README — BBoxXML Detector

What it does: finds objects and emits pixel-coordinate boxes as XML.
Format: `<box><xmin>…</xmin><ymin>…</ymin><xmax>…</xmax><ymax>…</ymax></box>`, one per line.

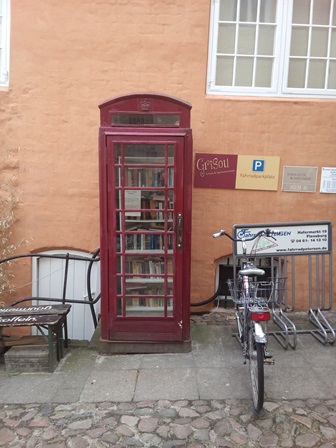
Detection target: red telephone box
<box><xmin>98</xmin><ymin>93</ymin><xmax>192</xmax><ymax>353</ymax></box>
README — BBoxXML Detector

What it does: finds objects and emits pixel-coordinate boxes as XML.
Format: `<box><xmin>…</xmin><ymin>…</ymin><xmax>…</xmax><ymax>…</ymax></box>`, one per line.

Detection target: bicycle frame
<box><xmin>213</xmin><ymin>228</ymin><xmax>275</xmax><ymax>412</ymax></box>
<box><xmin>236</xmin><ymin>235</ymin><xmax>270</xmax><ymax>342</ymax></box>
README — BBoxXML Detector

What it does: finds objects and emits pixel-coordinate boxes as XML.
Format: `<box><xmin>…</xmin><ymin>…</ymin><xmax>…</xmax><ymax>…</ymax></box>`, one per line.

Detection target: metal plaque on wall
<box><xmin>282</xmin><ymin>166</ymin><xmax>318</xmax><ymax>192</ymax></box>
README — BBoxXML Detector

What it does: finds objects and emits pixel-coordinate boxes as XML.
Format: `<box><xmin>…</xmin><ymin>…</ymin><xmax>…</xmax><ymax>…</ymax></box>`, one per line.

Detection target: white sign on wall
<box><xmin>233</xmin><ymin>221</ymin><xmax>331</xmax><ymax>257</ymax></box>
<box><xmin>320</xmin><ymin>167</ymin><xmax>336</xmax><ymax>193</ymax></box>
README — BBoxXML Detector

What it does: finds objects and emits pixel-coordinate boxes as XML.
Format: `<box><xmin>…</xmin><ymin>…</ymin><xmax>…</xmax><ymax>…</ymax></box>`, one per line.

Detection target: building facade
<box><xmin>1</xmin><ymin>0</ymin><xmax>335</xmax><ymax>315</ymax></box>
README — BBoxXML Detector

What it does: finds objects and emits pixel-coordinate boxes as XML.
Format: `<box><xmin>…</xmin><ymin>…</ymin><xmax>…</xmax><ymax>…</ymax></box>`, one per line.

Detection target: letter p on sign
<box><xmin>252</xmin><ymin>160</ymin><xmax>265</xmax><ymax>172</ymax></box>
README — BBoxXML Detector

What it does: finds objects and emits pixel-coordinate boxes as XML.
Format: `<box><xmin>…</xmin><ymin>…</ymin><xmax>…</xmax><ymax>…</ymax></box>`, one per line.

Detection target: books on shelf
<box><xmin>127</xmin><ymin>257</ymin><xmax>173</xmax><ymax>275</ymax></box>
<box><xmin>126</xmin><ymin>297</ymin><xmax>173</xmax><ymax>309</ymax></box>
<box><xmin>123</xmin><ymin>192</ymin><xmax>173</xmax><ymax>221</ymax></box>
<box><xmin>123</xmin><ymin>158</ymin><xmax>174</xmax><ymax>188</ymax></box>
<box><xmin>117</xmin><ymin>157</ymin><xmax>176</xmax><ymax>313</ymax></box>
<box><xmin>125</xmin><ymin>259</ymin><xmax>174</xmax><ymax>309</ymax></box>
<box><xmin>126</xmin><ymin>285</ymin><xmax>172</xmax><ymax>295</ymax></box>
<box><xmin>127</xmin><ymin>167</ymin><xmax>166</xmax><ymax>187</ymax></box>
<box><xmin>125</xmin><ymin>233</ymin><xmax>173</xmax><ymax>251</ymax></box>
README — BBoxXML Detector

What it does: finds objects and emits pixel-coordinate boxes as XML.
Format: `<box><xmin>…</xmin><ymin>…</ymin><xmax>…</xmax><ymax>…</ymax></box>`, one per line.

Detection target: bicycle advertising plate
<box><xmin>233</xmin><ymin>221</ymin><xmax>331</xmax><ymax>257</ymax></box>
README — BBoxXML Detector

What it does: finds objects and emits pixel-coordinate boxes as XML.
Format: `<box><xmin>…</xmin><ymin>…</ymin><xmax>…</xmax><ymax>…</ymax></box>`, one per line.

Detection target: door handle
<box><xmin>177</xmin><ymin>213</ymin><xmax>183</xmax><ymax>248</ymax></box>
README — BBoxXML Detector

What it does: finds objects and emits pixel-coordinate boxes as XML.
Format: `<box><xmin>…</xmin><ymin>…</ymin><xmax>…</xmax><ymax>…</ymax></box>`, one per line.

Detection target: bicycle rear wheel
<box><xmin>248</xmin><ymin>327</ymin><xmax>264</xmax><ymax>412</ymax></box>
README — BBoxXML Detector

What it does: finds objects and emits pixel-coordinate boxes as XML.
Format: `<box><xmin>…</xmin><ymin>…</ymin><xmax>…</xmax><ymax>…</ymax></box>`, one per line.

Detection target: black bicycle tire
<box><xmin>248</xmin><ymin>328</ymin><xmax>264</xmax><ymax>412</ymax></box>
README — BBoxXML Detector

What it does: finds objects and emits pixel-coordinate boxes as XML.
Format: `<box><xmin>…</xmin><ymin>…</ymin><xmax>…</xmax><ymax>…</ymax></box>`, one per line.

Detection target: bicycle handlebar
<box><xmin>212</xmin><ymin>228</ymin><xmax>275</xmax><ymax>242</ymax></box>
<box><xmin>212</xmin><ymin>230</ymin><xmax>226</xmax><ymax>239</ymax></box>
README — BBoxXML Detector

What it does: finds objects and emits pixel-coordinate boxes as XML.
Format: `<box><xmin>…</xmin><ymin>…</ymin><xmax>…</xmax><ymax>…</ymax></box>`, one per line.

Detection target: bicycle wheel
<box><xmin>248</xmin><ymin>327</ymin><xmax>264</xmax><ymax>412</ymax></box>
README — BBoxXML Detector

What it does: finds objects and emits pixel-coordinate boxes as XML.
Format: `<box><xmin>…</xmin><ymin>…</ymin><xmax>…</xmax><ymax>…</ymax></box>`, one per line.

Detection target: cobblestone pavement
<box><xmin>1</xmin><ymin>397</ymin><xmax>336</xmax><ymax>447</ymax></box>
<box><xmin>1</xmin><ymin>311</ymin><xmax>336</xmax><ymax>447</ymax></box>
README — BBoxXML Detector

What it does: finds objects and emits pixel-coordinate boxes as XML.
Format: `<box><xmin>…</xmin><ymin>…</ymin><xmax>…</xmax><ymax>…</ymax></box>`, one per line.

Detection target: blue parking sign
<box><xmin>252</xmin><ymin>160</ymin><xmax>265</xmax><ymax>172</ymax></box>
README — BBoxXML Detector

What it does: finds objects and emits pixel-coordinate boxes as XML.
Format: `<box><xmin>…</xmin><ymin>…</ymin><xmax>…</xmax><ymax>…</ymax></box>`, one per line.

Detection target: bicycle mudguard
<box><xmin>254</xmin><ymin>322</ymin><xmax>267</xmax><ymax>344</ymax></box>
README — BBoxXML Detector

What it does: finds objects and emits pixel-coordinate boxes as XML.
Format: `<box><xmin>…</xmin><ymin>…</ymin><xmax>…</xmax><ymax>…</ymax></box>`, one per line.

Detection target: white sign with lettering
<box><xmin>320</xmin><ymin>167</ymin><xmax>336</xmax><ymax>193</ymax></box>
<box><xmin>233</xmin><ymin>222</ymin><xmax>331</xmax><ymax>256</ymax></box>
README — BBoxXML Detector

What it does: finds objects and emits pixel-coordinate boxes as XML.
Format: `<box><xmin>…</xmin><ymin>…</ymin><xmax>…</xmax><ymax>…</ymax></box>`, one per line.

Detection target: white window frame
<box><xmin>0</xmin><ymin>0</ymin><xmax>10</xmax><ymax>87</ymax></box>
<box><xmin>207</xmin><ymin>0</ymin><xmax>336</xmax><ymax>98</ymax></box>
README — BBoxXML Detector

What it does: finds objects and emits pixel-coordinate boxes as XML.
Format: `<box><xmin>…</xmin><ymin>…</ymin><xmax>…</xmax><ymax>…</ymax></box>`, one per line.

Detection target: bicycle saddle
<box><xmin>239</xmin><ymin>267</ymin><xmax>265</xmax><ymax>276</ymax></box>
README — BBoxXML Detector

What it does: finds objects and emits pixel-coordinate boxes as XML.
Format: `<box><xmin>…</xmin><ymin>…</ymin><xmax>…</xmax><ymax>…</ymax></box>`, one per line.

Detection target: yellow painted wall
<box><xmin>1</xmin><ymin>1</ymin><xmax>336</xmax><ymax>311</ymax></box>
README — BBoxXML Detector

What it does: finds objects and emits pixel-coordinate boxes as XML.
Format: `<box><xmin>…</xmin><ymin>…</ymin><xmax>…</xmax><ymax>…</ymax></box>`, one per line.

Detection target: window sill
<box><xmin>206</xmin><ymin>91</ymin><xmax>336</xmax><ymax>101</ymax></box>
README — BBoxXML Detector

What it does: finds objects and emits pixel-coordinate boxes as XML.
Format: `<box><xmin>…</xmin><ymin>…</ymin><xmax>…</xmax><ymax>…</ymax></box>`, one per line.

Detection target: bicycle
<box><xmin>213</xmin><ymin>228</ymin><xmax>278</xmax><ymax>412</ymax></box>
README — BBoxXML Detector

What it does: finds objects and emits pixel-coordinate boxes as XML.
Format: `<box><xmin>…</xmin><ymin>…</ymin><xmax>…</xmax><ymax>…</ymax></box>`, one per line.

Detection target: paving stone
<box><xmin>157</xmin><ymin>400</ymin><xmax>172</xmax><ymax>408</ymax></box>
<box><xmin>295</xmin><ymin>433</ymin><xmax>320</xmax><ymax>447</ymax></box>
<box><xmin>320</xmin><ymin>425</ymin><xmax>336</xmax><ymax>439</ymax></box>
<box><xmin>28</xmin><ymin>417</ymin><xmax>51</xmax><ymax>427</ymax></box>
<box><xmin>247</xmin><ymin>423</ymin><xmax>262</xmax><ymax>440</ymax></box>
<box><xmin>67</xmin><ymin>436</ymin><xmax>89</xmax><ymax>448</ymax></box>
<box><xmin>230</xmin><ymin>431</ymin><xmax>248</xmax><ymax>445</ymax></box>
<box><xmin>138</xmin><ymin>417</ymin><xmax>159</xmax><ymax>432</ymax></box>
<box><xmin>263</xmin><ymin>402</ymin><xmax>280</xmax><ymax>412</ymax></box>
<box><xmin>193</xmin><ymin>428</ymin><xmax>209</xmax><ymax>441</ymax></box>
<box><xmin>193</xmin><ymin>405</ymin><xmax>211</xmax><ymax>414</ymax></box>
<box><xmin>257</xmin><ymin>417</ymin><xmax>275</xmax><ymax>431</ymax></box>
<box><xmin>280</xmin><ymin>438</ymin><xmax>294</xmax><ymax>447</ymax></box>
<box><xmin>327</xmin><ymin>414</ymin><xmax>336</xmax><ymax>427</ymax></box>
<box><xmin>178</xmin><ymin>408</ymin><xmax>199</xmax><ymax>418</ymax></box>
<box><xmin>216</xmin><ymin>438</ymin><xmax>235</xmax><ymax>448</ymax></box>
<box><xmin>120</xmin><ymin>415</ymin><xmax>139</xmax><ymax>427</ymax></box>
<box><xmin>159</xmin><ymin>408</ymin><xmax>178</xmax><ymax>418</ymax></box>
<box><xmin>0</xmin><ymin>428</ymin><xmax>16</xmax><ymax>446</ymax></box>
<box><xmin>101</xmin><ymin>416</ymin><xmax>118</xmax><ymax>427</ymax></box>
<box><xmin>173</xmin><ymin>424</ymin><xmax>193</xmax><ymax>439</ymax></box>
<box><xmin>140</xmin><ymin>433</ymin><xmax>162</xmax><ymax>445</ymax></box>
<box><xmin>101</xmin><ymin>431</ymin><xmax>120</xmax><ymax>443</ymax></box>
<box><xmin>191</xmin><ymin>417</ymin><xmax>210</xmax><ymax>429</ymax></box>
<box><xmin>292</xmin><ymin>414</ymin><xmax>312</xmax><ymax>428</ymax></box>
<box><xmin>4</xmin><ymin>418</ymin><xmax>20</xmax><ymax>427</ymax></box>
<box><xmin>115</xmin><ymin>424</ymin><xmax>135</xmax><ymax>436</ymax></box>
<box><xmin>213</xmin><ymin>419</ymin><xmax>231</xmax><ymax>436</ymax></box>
<box><xmin>259</xmin><ymin>433</ymin><xmax>279</xmax><ymax>447</ymax></box>
<box><xmin>40</xmin><ymin>443</ymin><xmax>66</xmax><ymax>448</ymax></box>
<box><xmin>85</xmin><ymin>427</ymin><xmax>107</xmax><ymax>438</ymax></box>
<box><xmin>162</xmin><ymin>441</ymin><xmax>186</xmax><ymax>447</ymax></box>
<box><xmin>122</xmin><ymin>438</ymin><xmax>143</xmax><ymax>446</ymax></box>
<box><xmin>174</xmin><ymin>417</ymin><xmax>191</xmax><ymax>425</ymax></box>
<box><xmin>26</xmin><ymin>435</ymin><xmax>39</xmax><ymax>448</ymax></box>
<box><xmin>67</xmin><ymin>419</ymin><xmax>93</xmax><ymax>430</ymax></box>
<box><xmin>156</xmin><ymin>425</ymin><xmax>170</xmax><ymax>438</ymax></box>
<box><xmin>16</xmin><ymin>427</ymin><xmax>32</xmax><ymax>437</ymax></box>
<box><xmin>41</xmin><ymin>427</ymin><xmax>61</xmax><ymax>440</ymax></box>
<box><xmin>21</xmin><ymin>410</ymin><xmax>38</xmax><ymax>422</ymax></box>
